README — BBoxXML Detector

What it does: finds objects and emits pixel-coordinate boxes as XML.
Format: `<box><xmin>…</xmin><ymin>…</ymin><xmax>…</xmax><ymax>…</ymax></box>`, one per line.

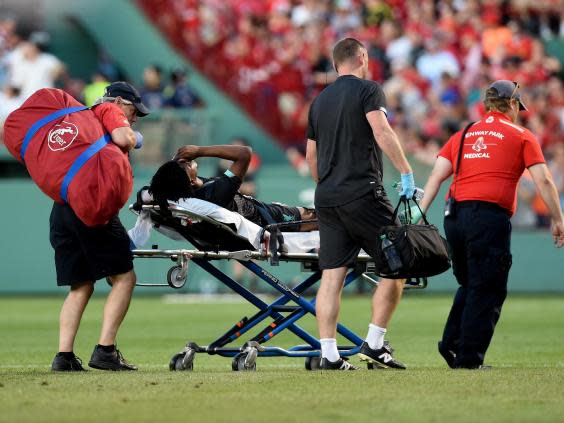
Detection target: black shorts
<box><xmin>317</xmin><ymin>190</ymin><xmax>398</xmax><ymax>269</ymax></box>
<box><xmin>263</xmin><ymin>202</ymin><xmax>302</xmax><ymax>231</ymax></box>
<box><xmin>49</xmin><ymin>203</ymin><xmax>133</xmax><ymax>286</ymax></box>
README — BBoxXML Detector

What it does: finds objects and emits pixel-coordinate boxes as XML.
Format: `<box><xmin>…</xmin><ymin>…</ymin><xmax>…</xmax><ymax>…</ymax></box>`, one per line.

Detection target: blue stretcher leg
<box><xmin>223</xmin><ymin>270</ymin><xmax>323</xmax><ymax>344</ymax></box>
<box><xmin>241</xmin><ymin>261</ymin><xmax>364</xmax><ymax>346</ymax></box>
<box><xmin>193</xmin><ymin>258</ymin><xmax>321</xmax><ymax>348</ymax></box>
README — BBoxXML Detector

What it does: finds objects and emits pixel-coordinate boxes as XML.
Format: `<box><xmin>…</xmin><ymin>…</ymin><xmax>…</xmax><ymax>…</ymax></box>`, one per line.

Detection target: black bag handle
<box><xmin>391</xmin><ymin>197</ymin><xmax>430</xmax><ymax>226</ymax></box>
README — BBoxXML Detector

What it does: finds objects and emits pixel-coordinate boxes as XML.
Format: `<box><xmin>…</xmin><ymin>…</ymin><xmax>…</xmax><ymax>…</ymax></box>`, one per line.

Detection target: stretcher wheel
<box><xmin>167</xmin><ymin>266</ymin><xmax>187</xmax><ymax>289</ymax></box>
<box><xmin>305</xmin><ymin>356</ymin><xmax>321</xmax><ymax>371</ymax></box>
<box><xmin>232</xmin><ymin>352</ymin><xmax>256</xmax><ymax>371</ymax></box>
<box><xmin>169</xmin><ymin>351</ymin><xmax>194</xmax><ymax>371</ymax></box>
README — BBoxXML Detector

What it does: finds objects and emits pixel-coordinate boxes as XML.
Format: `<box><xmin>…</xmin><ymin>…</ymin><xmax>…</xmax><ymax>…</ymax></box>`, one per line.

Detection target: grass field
<box><xmin>0</xmin><ymin>293</ymin><xmax>563</xmax><ymax>423</ymax></box>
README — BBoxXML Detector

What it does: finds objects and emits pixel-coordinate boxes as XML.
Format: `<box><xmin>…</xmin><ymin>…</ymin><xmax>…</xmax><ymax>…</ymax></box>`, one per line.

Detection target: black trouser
<box><xmin>442</xmin><ymin>201</ymin><xmax>513</xmax><ymax>368</ymax></box>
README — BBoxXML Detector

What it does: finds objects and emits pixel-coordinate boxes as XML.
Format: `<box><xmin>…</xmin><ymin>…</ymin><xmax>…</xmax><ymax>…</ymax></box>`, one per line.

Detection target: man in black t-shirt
<box><xmin>306</xmin><ymin>38</ymin><xmax>416</xmax><ymax>370</ymax></box>
<box><xmin>149</xmin><ymin>144</ymin><xmax>317</xmax><ymax>231</ymax></box>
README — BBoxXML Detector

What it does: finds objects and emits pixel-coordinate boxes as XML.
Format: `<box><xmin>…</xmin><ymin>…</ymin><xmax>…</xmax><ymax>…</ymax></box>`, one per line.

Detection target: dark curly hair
<box><xmin>149</xmin><ymin>160</ymin><xmax>194</xmax><ymax>215</ymax></box>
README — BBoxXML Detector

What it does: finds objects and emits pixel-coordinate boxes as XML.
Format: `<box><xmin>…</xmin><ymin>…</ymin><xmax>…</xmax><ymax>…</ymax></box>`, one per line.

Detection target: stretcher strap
<box><xmin>60</xmin><ymin>134</ymin><xmax>111</xmax><ymax>202</ymax></box>
<box><xmin>20</xmin><ymin>106</ymin><xmax>88</xmax><ymax>161</ymax></box>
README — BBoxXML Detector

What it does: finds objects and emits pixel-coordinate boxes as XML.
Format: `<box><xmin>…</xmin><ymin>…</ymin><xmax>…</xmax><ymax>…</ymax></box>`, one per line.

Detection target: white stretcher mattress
<box><xmin>128</xmin><ymin>193</ymin><xmax>320</xmax><ymax>253</ymax></box>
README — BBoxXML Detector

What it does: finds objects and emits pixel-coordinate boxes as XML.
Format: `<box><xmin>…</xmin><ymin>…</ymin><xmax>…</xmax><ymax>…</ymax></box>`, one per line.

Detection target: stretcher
<box><xmin>129</xmin><ymin>194</ymin><xmax>427</xmax><ymax>371</ymax></box>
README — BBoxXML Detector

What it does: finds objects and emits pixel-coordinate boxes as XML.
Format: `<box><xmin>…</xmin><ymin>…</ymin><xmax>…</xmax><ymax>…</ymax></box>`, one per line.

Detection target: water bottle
<box><xmin>393</xmin><ymin>182</ymin><xmax>424</xmax><ymax>200</ymax></box>
<box><xmin>380</xmin><ymin>234</ymin><xmax>402</xmax><ymax>272</ymax></box>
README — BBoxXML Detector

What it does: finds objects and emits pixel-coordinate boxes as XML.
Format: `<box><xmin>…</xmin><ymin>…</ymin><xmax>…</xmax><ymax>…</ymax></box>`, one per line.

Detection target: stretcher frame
<box><xmin>131</xmin><ymin>204</ymin><xmax>427</xmax><ymax>371</ymax></box>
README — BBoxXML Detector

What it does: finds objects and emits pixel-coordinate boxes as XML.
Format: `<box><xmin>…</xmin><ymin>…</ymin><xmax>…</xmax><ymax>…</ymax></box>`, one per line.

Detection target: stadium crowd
<box><xmin>140</xmin><ymin>0</ymin><xmax>563</xmax><ymax>150</ymax></box>
<box><xmin>0</xmin><ymin>2</ymin><xmax>562</xmax><ymax>227</ymax></box>
<box><xmin>140</xmin><ymin>0</ymin><xmax>564</xmax><ymax>225</ymax></box>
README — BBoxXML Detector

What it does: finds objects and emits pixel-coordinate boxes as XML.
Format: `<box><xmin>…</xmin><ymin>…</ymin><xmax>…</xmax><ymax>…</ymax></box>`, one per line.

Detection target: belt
<box><xmin>456</xmin><ymin>200</ymin><xmax>511</xmax><ymax>217</ymax></box>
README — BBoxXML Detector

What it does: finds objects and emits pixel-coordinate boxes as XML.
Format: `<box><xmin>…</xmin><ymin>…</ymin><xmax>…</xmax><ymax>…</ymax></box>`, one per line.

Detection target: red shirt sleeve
<box><xmin>92</xmin><ymin>103</ymin><xmax>130</xmax><ymax>134</ymax></box>
<box><xmin>438</xmin><ymin>134</ymin><xmax>455</xmax><ymax>163</ymax></box>
<box><xmin>522</xmin><ymin>129</ymin><xmax>546</xmax><ymax>168</ymax></box>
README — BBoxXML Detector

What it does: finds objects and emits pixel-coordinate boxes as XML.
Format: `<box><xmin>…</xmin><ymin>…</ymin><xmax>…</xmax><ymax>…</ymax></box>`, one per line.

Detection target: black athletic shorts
<box><xmin>262</xmin><ymin>202</ymin><xmax>302</xmax><ymax>231</ymax></box>
<box><xmin>317</xmin><ymin>190</ymin><xmax>398</xmax><ymax>269</ymax></box>
<box><xmin>49</xmin><ymin>203</ymin><xmax>133</xmax><ymax>286</ymax></box>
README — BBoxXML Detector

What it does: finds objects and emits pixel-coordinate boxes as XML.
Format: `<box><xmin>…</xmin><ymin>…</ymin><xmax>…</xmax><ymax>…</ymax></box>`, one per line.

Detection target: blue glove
<box><xmin>400</xmin><ymin>173</ymin><xmax>415</xmax><ymax>199</ymax></box>
<box><xmin>134</xmin><ymin>131</ymin><xmax>144</xmax><ymax>149</ymax></box>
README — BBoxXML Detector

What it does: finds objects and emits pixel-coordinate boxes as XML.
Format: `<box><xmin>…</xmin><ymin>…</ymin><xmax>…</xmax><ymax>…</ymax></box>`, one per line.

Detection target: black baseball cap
<box><xmin>104</xmin><ymin>81</ymin><xmax>150</xmax><ymax>117</ymax></box>
<box><xmin>486</xmin><ymin>80</ymin><xmax>527</xmax><ymax>111</ymax></box>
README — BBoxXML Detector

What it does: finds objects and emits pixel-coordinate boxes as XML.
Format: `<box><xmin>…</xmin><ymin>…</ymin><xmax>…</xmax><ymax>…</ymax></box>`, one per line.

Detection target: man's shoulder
<box><xmin>315</xmin><ymin>77</ymin><xmax>381</xmax><ymax>101</ymax></box>
<box><xmin>359</xmin><ymin>78</ymin><xmax>382</xmax><ymax>88</ymax></box>
<box><xmin>92</xmin><ymin>102</ymin><xmax>121</xmax><ymax>114</ymax></box>
<box><xmin>490</xmin><ymin>116</ymin><xmax>528</xmax><ymax>135</ymax></box>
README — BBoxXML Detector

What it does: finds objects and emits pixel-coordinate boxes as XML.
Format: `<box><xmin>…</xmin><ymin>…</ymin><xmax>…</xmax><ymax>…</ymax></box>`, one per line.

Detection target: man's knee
<box><xmin>379</xmin><ymin>278</ymin><xmax>406</xmax><ymax>288</ymax></box>
<box><xmin>376</xmin><ymin>278</ymin><xmax>406</xmax><ymax>297</ymax></box>
<box><xmin>322</xmin><ymin>267</ymin><xmax>347</xmax><ymax>279</ymax></box>
<box><xmin>108</xmin><ymin>270</ymin><xmax>137</xmax><ymax>289</ymax></box>
<box><xmin>320</xmin><ymin>267</ymin><xmax>347</xmax><ymax>289</ymax></box>
<box><xmin>69</xmin><ymin>281</ymin><xmax>94</xmax><ymax>299</ymax></box>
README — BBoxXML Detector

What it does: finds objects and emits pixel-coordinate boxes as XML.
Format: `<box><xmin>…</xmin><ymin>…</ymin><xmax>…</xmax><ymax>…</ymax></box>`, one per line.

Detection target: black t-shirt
<box><xmin>307</xmin><ymin>75</ymin><xmax>387</xmax><ymax>207</ymax></box>
<box><xmin>193</xmin><ymin>174</ymin><xmax>261</xmax><ymax>223</ymax></box>
<box><xmin>193</xmin><ymin>174</ymin><xmax>241</xmax><ymax>209</ymax></box>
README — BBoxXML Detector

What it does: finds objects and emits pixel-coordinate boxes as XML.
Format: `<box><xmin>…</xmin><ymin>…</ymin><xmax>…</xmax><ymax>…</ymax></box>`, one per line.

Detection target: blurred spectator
<box><xmin>82</xmin><ymin>71</ymin><xmax>110</xmax><ymax>107</ymax></box>
<box><xmin>0</xmin><ymin>84</ymin><xmax>21</xmax><ymax>120</ymax></box>
<box><xmin>549</xmin><ymin>143</ymin><xmax>564</xmax><ymax>211</ymax></box>
<box><xmin>163</xmin><ymin>68</ymin><xmax>202</xmax><ymax>108</ymax></box>
<box><xmin>415</xmin><ymin>33</ymin><xmax>460</xmax><ymax>92</ymax></box>
<box><xmin>140</xmin><ymin>64</ymin><xmax>165</xmax><ymax>111</ymax></box>
<box><xmin>0</xmin><ymin>12</ymin><xmax>17</xmax><ymax>87</ymax></box>
<box><xmin>514</xmin><ymin>169</ymin><xmax>551</xmax><ymax>228</ymax></box>
<box><xmin>97</xmin><ymin>50</ymin><xmax>122</xmax><ymax>82</ymax></box>
<box><xmin>6</xmin><ymin>31</ymin><xmax>65</xmax><ymax>100</ymax></box>
<box><xmin>513</xmin><ymin>170</ymin><xmax>541</xmax><ymax>228</ymax></box>
<box><xmin>0</xmin><ymin>84</ymin><xmax>22</xmax><ymax>142</ymax></box>
<box><xmin>331</xmin><ymin>0</ymin><xmax>362</xmax><ymax>38</ymax></box>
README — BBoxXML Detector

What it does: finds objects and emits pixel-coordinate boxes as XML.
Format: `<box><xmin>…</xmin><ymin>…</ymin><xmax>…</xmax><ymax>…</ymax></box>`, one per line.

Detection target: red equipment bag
<box><xmin>3</xmin><ymin>88</ymin><xmax>133</xmax><ymax>226</ymax></box>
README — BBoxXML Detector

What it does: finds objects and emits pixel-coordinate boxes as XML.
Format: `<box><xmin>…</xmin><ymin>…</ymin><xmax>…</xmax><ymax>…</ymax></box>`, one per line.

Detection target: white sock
<box><xmin>320</xmin><ymin>338</ymin><xmax>340</xmax><ymax>362</ymax></box>
<box><xmin>365</xmin><ymin>323</ymin><xmax>387</xmax><ymax>350</ymax></box>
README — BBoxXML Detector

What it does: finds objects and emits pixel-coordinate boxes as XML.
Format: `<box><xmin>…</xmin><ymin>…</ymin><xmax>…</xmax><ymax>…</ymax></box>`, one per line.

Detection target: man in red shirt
<box><xmin>50</xmin><ymin>82</ymin><xmax>149</xmax><ymax>372</ymax></box>
<box><xmin>419</xmin><ymin>80</ymin><xmax>564</xmax><ymax>369</ymax></box>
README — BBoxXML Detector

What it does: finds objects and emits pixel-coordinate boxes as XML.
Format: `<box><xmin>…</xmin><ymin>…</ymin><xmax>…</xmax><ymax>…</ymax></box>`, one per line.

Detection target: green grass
<box><xmin>0</xmin><ymin>294</ymin><xmax>563</xmax><ymax>423</ymax></box>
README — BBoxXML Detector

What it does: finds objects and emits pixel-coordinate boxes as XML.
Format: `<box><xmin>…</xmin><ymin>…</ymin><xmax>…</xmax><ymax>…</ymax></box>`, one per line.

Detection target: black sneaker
<box><xmin>438</xmin><ymin>341</ymin><xmax>456</xmax><ymax>369</ymax></box>
<box><xmin>358</xmin><ymin>342</ymin><xmax>406</xmax><ymax>369</ymax></box>
<box><xmin>320</xmin><ymin>357</ymin><xmax>359</xmax><ymax>370</ymax></box>
<box><xmin>88</xmin><ymin>345</ymin><xmax>137</xmax><ymax>371</ymax></box>
<box><xmin>51</xmin><ymin>352</ymin><xmax>87</xmax><ymax>372</ymax></box>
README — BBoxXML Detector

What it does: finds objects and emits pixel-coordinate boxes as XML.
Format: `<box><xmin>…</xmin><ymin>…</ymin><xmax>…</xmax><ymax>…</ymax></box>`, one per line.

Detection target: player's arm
<box><xmin>175</xmin><ymin>145</ymin><xmax>251</xmax><ymax>179</ymax></box>
<box><xmin>528</xmin><ymin>163</ymin><xmax>564</xmax><ymax>247</ymax></box>
<box><xmin>420</xmin><ymin>156</ymin><xmax>453</xmax><ymax>212</ymax></box>
<box><xmin>305</xmin><ymin>139</ymin><xmax>318</xmax><ymax>183</ymax></box>
<box><xmin>366</xmin><ymin>110</ymin><xmax>412</xmax><ymax>175</ymax></box>
<box><xmin>111</xmin><ymin>126</ymin><xmax>136</xmax><ymax>151</ymax></box>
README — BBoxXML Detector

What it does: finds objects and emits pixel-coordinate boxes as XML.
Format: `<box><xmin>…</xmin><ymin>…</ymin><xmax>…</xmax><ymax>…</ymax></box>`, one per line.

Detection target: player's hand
<box><xmin>400</xmin><ymin>173</ymin><xmax>415</xmax><ymax>199</ymax></box>
<box><xmin>175</xmin><ymin>145</ymin><xmax>200</xmax><ymax>161</ymax></box>
<box><xmin>551</xmin><ymin>219</ymin><xmax>564</xmax><ymax>248</ymax></box>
